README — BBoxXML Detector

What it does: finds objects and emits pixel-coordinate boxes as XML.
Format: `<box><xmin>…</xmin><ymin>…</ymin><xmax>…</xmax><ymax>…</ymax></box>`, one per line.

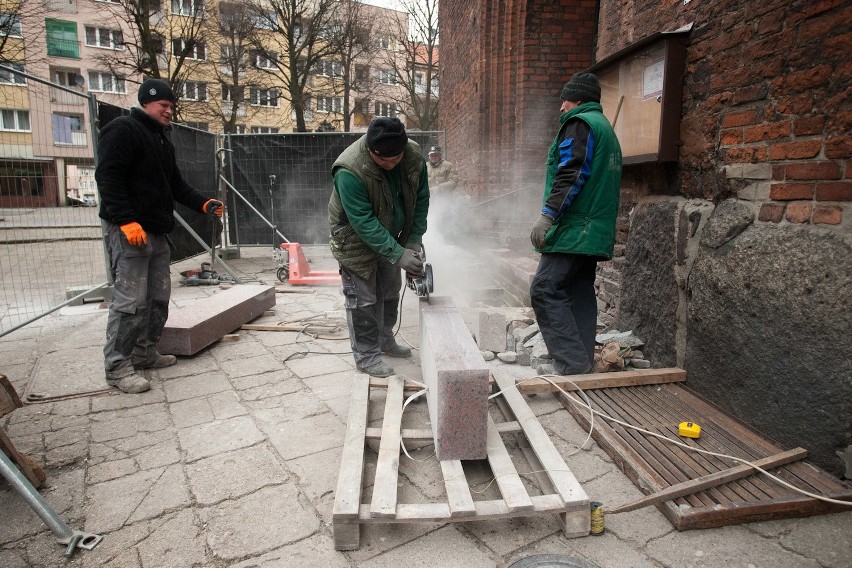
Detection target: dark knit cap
<box><xmin>138</xmin><ymin>79</ymin><xmax>176</xmax><ymax>105</ymax></box>
<box><xmin>366</xmin><ymin>117</ymin><xmax>408</xmax><ymax>157</ymax></box>
<box><xmin>560</xmin><ymin>72</ymin><xmax>601</xmax><ymax>103</ymax></box>
<box><xmin>429</xmin><ymin>145</ymin><xmax>442</xmax><ymax>154</ymax></box>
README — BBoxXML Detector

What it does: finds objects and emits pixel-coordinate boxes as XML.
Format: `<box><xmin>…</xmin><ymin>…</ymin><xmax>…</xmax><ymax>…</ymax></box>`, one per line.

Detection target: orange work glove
<box><xmin>120</xmin><ymin>222</ymin><xmax>147</xmax><ymax>246</ymax></box>
<box><xmin>204</xmin><ymin>199</ymin><xmax>224</xmax><ymax>217</ymax></box>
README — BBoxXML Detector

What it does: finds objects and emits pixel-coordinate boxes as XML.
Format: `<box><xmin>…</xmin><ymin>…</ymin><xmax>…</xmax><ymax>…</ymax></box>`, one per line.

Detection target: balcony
<box><xmin>54</xmin><ymin>131</ymin><xmax>88</xmax><ymax>147</ymax></box>
<box><xmin>50</xmin><ymin>87</ymin><xmax>86</xmax><ymax>105</ymax></box>
<box><xmin>43</xmin><ymin>0</ymin><xmax>78</xmax><ymax>13</ymax></box>
<box><xmin>47</xmin><ymin>39</ymin><xmax>81</xmax><ymax>59</ymax></box>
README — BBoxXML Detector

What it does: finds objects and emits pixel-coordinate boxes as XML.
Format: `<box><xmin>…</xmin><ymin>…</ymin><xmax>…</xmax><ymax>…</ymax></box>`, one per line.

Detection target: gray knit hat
<box><xmin>139</xmin><ymin>79</ymin><xmax>176</xmax><ymax>105</ymax></box>
<box><xmin>560</xmin><ymin>72</ymin><xmax>601</xmax><ymax>103</ymax></box>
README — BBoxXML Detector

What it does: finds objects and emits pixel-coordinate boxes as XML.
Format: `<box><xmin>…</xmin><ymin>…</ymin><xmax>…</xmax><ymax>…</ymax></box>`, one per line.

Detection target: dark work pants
<box><xmin>339</xmin><ymin>258</ymin><xmax>402</xmax><ymax>369</ymax></box>
<box><xmin>530</xmin><ymin>253</ymin><xmax>598</xmax><ymax>374</ymax></box>
<box><xmin>103</xmin><ymin>223</ymin><xmax>171</xmax><ymax>378</ymax></box>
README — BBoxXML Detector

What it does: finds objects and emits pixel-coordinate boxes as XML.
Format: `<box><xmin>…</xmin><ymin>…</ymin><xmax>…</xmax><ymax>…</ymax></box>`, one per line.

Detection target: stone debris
<box><xmin>476</xmin><ymin>309</ymin><xmax>653</xmax><ymax>373</ymax></box>
<box><xmin>496</xmin><ymin>351</ymin><xmax>517</xmax><ymax>363</ymax></box>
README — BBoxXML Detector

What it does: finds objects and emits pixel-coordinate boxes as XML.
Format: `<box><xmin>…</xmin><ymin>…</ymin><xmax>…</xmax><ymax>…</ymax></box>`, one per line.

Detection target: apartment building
<box><xmin>0</xmin><ymin>0</ymin><xmax>436</xmax><ymax>207</ymax></box>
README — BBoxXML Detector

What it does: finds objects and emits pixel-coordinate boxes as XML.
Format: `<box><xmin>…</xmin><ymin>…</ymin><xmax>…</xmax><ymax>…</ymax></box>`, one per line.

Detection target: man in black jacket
<box><xmin>96</xmin><ymin>79</ymin><xmax>223</xmax><ymax>393</ymax></box>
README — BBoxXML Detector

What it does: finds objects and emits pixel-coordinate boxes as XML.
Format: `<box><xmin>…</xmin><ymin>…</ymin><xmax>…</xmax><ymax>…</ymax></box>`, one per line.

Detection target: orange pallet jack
<box><xmin>275</xmin><ymin>242</ymin><xmax>341</xmax><ymax>286</ymax></box>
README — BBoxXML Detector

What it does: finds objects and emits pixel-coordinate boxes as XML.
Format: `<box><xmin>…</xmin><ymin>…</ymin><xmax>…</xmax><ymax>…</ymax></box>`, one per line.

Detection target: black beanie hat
<box><xmin>139</xmin><ymin>79</ymin><xmax>176</xmax><ymax>105</ymax></box>
<box><xmin>560</xmin><ymin>72</ymin><xmax>601</xmax><ymax>103</ymax></box>
<box><xmin>366</xmin><ymin>117</ymin><xmax>408</xmax><ymax>157</ymax></box>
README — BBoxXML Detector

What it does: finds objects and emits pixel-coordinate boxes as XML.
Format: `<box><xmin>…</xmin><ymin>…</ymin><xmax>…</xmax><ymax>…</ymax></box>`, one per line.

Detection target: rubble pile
<box><xmin>475</xmin><ymin>309</ymin><xmax>652</xmax><ymax>374</ymax></box>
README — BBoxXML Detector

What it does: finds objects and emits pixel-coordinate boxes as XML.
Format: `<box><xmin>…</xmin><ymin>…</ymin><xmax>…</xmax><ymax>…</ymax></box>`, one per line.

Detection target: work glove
<box><xmin>530</xmin><ymin>214</ymin><xmax>554</xmax><ymax>249</ymax></box>
<box><xmin>204</xmin><ymin>199</ymin><xmax>224</xmax><ymax>217</ymax></box>
<box><xmin>120</xmin><ymin>222</ymin><xmax>148</xmax><ymax>247</ymax></box>
<box><xmin>404</xmin><ymin>242</ymin><xmax>423</xmax><ymax>254</ymax></box>
<box><xmin>395</xmin><ymin>248</ymin><xmax>424</xmax><ymax>275</ymax></box>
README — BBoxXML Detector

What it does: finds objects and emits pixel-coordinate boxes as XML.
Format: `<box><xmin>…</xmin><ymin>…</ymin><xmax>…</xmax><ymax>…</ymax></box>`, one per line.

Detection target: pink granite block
<box><xmin>159</xmin><ymin>285</ymin><xmax>276</xmax><ymax>356</ymax></box>
<box><xmin>420</xmin><ymin>296</ymin><xmax>490</xmax><ymax>460</ymax></box>
<box><xmin>478</xmin><ymin>310</ymin><xmax>508</xmax><ymax>353</ymax></box>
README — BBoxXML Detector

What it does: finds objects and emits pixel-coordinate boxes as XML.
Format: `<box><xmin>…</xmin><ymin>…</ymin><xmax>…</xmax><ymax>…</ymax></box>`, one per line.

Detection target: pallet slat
<box><xmin>486</xmin><ymin>415</ymin><xmax>534</xmax><ymax>512</ymax></box>
<box><xmin>370</xmin><ymin>377</ymin><xmax>405</xmax><ymax>518</ymax></box>
<box><xmin>494</xmin><ymin>372</ymin><xmax>588</xmax><ymax>507</ymax></box>
<box><xmin>333</xmin><ymin>373</ymin><xmax>370</xmax><ymax>520</ymax></box>
<box><xmin>440</xmin><ymin>460</ymin><xmax>477</xmax><ymax>517</ymax></box>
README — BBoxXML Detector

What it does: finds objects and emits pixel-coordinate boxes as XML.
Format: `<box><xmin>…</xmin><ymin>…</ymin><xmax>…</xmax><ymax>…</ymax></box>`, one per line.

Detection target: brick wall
<box><xmin>597</xmin><ymin>0</ymin><xmax>850</xmax><ymax>227</ymax></box>
<box><xmin>440</xmin><ymin>0</ymin><xmax>598</xmax><ymax>200</ymax></box>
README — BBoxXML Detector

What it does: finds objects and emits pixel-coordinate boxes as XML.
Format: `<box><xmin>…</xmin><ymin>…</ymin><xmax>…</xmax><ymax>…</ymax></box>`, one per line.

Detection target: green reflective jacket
<box><xmin>538</xmin><ymin>102</ymin><xmax>622</xmax><ymax>258</ymax></box>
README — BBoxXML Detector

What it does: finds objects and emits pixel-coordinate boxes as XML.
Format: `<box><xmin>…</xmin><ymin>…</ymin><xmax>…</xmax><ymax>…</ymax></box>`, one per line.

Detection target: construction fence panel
<box><xmin>223</xmin><ymin>131</ymin><xmax>445</xmax><ymax>247</ymax></box>
<box><xmin>0</xmin><ymin>67</ymin><xmax>107</xmax><ymax>336</ymax></box>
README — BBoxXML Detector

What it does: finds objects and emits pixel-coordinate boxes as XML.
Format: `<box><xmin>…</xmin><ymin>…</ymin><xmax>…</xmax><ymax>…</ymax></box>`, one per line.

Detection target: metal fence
<box><xmin>0</xmin><ymin>63</ymin><xmax>446</xmax><ymax>336</ymax></box>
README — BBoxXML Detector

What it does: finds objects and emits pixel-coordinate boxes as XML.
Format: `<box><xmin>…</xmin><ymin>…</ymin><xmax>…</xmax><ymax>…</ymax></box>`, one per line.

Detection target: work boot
<box><xmin>381</xmin><ymin>341</ymin><xmax>412</xmax><ymax>358</ymax></box>
<box><xmin>106</xmin><ymin>374</ymin><xmax>151</xmax><ymax>394</ymax></box>
<box><xmin>356</xmin><ymin>361</ymin><xmax>395</xmax><ymax>378</ymax></box>
<box><xmin>132</xmin><ymin>352</ymin><xmax>177</xmax><ymax>370</ymax></box>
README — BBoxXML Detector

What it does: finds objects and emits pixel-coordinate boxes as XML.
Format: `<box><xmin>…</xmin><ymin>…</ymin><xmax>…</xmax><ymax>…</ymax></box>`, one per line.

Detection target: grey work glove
<box><xmin>395</xmin><ymin>248</ymin><xmax>424</xmax><ymax>275</ymax></box>
<box><xmin>530</xmin><ymin>214</ymin><xmax>554</xmax><ymax>248</ymax></box>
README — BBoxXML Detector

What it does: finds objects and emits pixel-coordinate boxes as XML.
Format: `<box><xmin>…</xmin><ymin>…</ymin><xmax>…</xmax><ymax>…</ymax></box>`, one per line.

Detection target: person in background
<box><xmin>96</xmin><ymin>78</ymin><xmax>223</xmax><ymax>393</ymax></box>
<box><xmin>529</xmin><ymin>72</ymin><xmax>622</xmax><ymax>376</ymax></box>
<box><xmin>426</xmin><ymin>145</ymin><xmax>458</xmax><ymax>195</ymax></box>
<box><xmin>328</xmin><ymin>117</ymin><xmax>430</xmax><ymax>378</ymax></box>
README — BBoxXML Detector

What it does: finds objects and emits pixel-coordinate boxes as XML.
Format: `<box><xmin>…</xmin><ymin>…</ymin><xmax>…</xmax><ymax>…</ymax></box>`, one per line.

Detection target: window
<box><xmin>184</xmin><ymin>121</ymin><xmax>208</xmax><ymax>131</ymax></box>
<box><xmin>249</xmin><ymin>86</ymin><xmax>279</xmax><ymax>107</ymax></box>
<box><xmin>376</xmin><ymin>36</ymin><xmax>392</xmax><ymax>50</ymax></box>
<box><xmin>46</xmin><ymin>19</ymin><xmax>80</xmax><ymax>59</ymax></box>
<box><xmin>172</xmin><ymin>38</ymin><xmax>206</xmax><ymax>60</ymax></box>
<box><xmin>316</xmin><ymin>96</ymin><xmax>342</xmax><ymax>113</ymax></box>
<box><xmin>233</xmin><ymin>124</ymin><xmax>246</xmax><ymax>134</ymax></box>
<box><xmin>0</xmin><ymin>109</ymin><xmax>30</xmax><ymax>131</ymax></box>
<box><xmin>353</xmin><ymin>99</ymin><xmax>369</xmax><ymax>115</ymax></box>
<box><xmin>375</xmin><ymin>101</ymin><xmax>396</xmax><ymax>117</ymax></box>
<box><xmin>221</xmin><ymin>84</ymin><xmax>243</xmax><ymax>103</ymax></box>
<box><xmin>317</xmin><ymin>60</ymin><xmax>342</xmax><ymax>78</ymax></box>
<box><xmin>0</xmin><ymin>62</ymin><xmax>25</xmax><ymax>85</ymax></box>
<box><xmin>254</xmin><ymin>11</ymin><xmax>277</xmax><ymax>30</ymax></box>
<box><xmin>85</xmin><ymin>26</ymin><xmax>123</xmax><ymax>49</ymax></box>
<box><xmin>179</xmin><ymin>81</ymin><xmax>207</xmax><ymax>101</ymax></box>
<box><xmin>251</xmin><ymin>50</ymin><xmax>276</xmax><ymax>69</ymax></box>
<box><xmin>377</xmin><ymin>68</ymin><xmax>395</xmax><ymax>85</ymax></box>
<box><xmin>355</xmin><ymin>65</ymin><xmax>370</xmax><ymax>85</ymax></box>
<box><xmin>171</xmin><ymin>0</ymin><xmax>203</xmax><ymax>16</ymax></box>
<box><xmin>88</xmin><ymin>71</ymin><xmax>126</xmax><ymax>93</ymax></box>
<box><xmin>0</xmin><ymin>13</ymin><xmax>22</xmax><ymax>37</ymax></box>
<box><xmin>52</xmin><ymin>113</ymin><xmax>85</xmax><ymax>145</ymax></box>
<box><xmin>250</xmin><ymin>126</ymin><xmax>279</xmax><ymax>134</ymax></box>
<box><xmin>52</xmin><ymin>68</ymin><xmax>82</xmax><ymax>87</ymax></box>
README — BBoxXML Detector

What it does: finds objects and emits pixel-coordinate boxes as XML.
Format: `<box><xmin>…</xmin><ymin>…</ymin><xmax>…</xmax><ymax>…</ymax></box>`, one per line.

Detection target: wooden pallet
<box><xmin>557</xmin><ymin>382</ymin><xmax>852</xmax><ymax>529</ymax></box>
<box><xmin>333</xmin><ymin>373</ymin><xmax>591</xmax><ymax>550</ymax></box>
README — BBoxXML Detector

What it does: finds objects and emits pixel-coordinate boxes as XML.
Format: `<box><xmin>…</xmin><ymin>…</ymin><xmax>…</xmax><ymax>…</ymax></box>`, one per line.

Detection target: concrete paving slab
<box><xmin>186</xmin><ymin>444</ymin><xmax>288</xmax><ymax>506</ymax></box>
<box><xmin>219</xmin><ymin>352</ymin><xmax>284</xmax><ymax>378</ymax></box>
<box><xmin>177</xmin><ymin>415</ymin><xmax>265</xmax><ymax>462</ymax></box>
<box><xmin>230</xmin><ymin>533</ymin><xmax>350</xmax><ymax>568</ymax></box>
<box><xmin>200</xmin><ymin>484</ymin><xmax>319</xmax><ymax>561</ymax></box>
<box><xmin>162</xmin><ymin>371</ymin><xmax>232</xmax><ymax>403</ymax></box>
<box><xmin>261</xmin><ymin>410</ymin><xmax>345</xmax><ymax>460</ymax></box>
<box><xmin>357</xmin><ymin>525</ymin><xmax>494</xmax><ymax>567</ymax></box>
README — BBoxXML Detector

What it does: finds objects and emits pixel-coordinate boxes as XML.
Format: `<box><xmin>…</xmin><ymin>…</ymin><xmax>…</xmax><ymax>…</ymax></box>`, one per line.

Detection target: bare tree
<box><xmin>178</xmin><ymin>1</ymin><xmax>279</xmax><ymax>133</ymax></box>
<box><xmin>382</xmin><ymin>0</ymin><xmax>439</xmax><ymax>130</ymax></box>
<box><xmin>247</xmin><ymin>0</ymin><xmax>340</xmax><ymax>132</ymax></box>
<box><xmin>94</xmin><ymin>0</ymin><xmax>206</xmax><ymax>114</ymax></box>
<box><xmin>1</xmin><ymin>0</ymin><xmax>48</xmax><ymax>67</ymax></box>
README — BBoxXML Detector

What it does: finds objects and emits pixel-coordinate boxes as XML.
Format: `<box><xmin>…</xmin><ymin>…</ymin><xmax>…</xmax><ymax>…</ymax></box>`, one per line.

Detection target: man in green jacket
<box><xmin>529</xmin><ymin>73</ymin><xmax>622</xmax><ymax>375</ymax></box>
<box><xmin>328</xmin><ymin>117</ymin><xmax>430</xmax><ymax>377</ymax></box>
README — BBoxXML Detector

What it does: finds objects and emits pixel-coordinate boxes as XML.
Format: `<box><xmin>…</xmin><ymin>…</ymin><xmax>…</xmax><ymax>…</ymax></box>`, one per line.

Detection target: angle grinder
<box><xmin>405</xmin><ymin>247</ymin><xmax>434</xmax><ymax>298</ymax></box>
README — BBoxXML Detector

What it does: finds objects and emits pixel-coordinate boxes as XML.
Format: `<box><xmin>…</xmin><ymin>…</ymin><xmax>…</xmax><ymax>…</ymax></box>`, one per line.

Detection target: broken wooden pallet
<box><xmin>332</xmin><ymin>374</ymin><xmax>591</xmax><ymax>551</ymax></box>
<box><xmin>557</xmin><ymin>382</ymin><xmax>852</xmax><ymax>529</ymax></box>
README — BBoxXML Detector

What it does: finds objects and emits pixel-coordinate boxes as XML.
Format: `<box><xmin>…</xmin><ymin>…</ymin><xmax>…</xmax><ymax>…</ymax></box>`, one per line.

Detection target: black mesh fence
<box><xmin>223</xmin><ymin>131</ymin><xmax>444</xmax><ymax>246</ymax></box>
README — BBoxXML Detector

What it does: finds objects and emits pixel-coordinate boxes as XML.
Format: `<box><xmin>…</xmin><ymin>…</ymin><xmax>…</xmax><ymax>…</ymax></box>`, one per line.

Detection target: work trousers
<box><xmin>339</xmin><ymin>258</ymin><xmax>402</xmax><ymax>369</ymax></box>
<box><xmin>529</xmin><ymin>252</ymin><xmax>598</xmax><ymax>375</ymax></box>
<box><xmin>103</xmin><ymin>223</ymin><xmax>171</xmax><ymax>378</ymax></box>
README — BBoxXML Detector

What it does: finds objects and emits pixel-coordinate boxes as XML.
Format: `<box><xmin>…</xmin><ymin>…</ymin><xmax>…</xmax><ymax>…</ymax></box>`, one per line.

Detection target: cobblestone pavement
<box><xmin>0</xmin><ymin>242</ymin><xmax>850</xmax><ymax>568</ymax></box>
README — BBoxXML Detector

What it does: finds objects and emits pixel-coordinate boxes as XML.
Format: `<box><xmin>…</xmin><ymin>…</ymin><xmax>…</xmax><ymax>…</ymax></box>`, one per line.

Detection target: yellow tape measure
<box><xmin>678</xmin><ymin>421</ymin><xmax>701</xmax><ymax>438</ymax></box>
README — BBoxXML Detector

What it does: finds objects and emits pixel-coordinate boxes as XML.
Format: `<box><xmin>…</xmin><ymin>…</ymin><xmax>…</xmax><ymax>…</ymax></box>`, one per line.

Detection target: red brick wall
<box><xmin>597</xmin><ymin>0</ymin><xmax>850</xmax><ymax>226</ymax></box>
<box><xmin>440</xmin><ymin>0</ymin><xmax>598</xmax><ymax>200</ymax></box>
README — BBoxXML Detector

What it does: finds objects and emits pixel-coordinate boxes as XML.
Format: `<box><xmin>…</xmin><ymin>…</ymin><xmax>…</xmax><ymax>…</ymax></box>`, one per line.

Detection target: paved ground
<box><xmin>0</xmin><ymin>240</ymin><xmax>850</xmax><ymax>568</ymax></box>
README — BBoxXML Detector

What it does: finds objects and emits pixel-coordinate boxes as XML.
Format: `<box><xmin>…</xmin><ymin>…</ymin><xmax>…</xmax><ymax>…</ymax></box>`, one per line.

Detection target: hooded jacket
<box><xmin>96</xmin><ymin>107</ymin><xmax>208</xmax><ymax>234</ymax></box>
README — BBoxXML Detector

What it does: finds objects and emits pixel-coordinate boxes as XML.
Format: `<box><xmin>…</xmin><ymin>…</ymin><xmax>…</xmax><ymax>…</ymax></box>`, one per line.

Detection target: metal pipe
<box><xmin>220</xmin><ymin>177</ymin><xmax>290</xmax><ymax>243</ymax></box>
<box><xmin>0</xmin><ymin>283</ymin><xmax>110</xmax><ymax>339</ymax></box>
<box><xmin>172</xmin><ymin>212</ymin><xmax>242</xmax><ymax>283</ymax></box>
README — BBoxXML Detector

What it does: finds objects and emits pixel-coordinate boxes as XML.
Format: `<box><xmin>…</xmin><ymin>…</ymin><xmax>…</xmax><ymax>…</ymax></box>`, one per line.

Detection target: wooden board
<box><xmin>514</xmin><ymin>367</ymin><xmax>686</xmax><ymax>395</ymax></box>
<box><xmin>558</xmin><ymin>383</ymin><xmax>852</xmax><ymax>529</ymax></box>
<box><xmin>333</xmin><ymin>373</ymin><xmax>590</xmax><ymax>550</ymax></box>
